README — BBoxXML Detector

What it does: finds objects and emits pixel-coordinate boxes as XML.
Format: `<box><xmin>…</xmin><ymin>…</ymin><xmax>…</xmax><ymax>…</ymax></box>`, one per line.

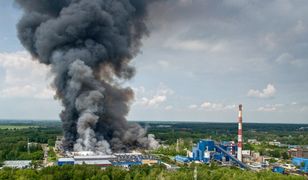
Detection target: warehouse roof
<box><xmin>58</xmin><ymin>158</ymin><xmax>74</xmax><ymax>162</ymax></box>
<box><xmin>4</xmin><ymin>160</ymin><xmax>31</xmax><ymax>168</ymax></box>
<box><xmin>74</xmin><ymin>160</ymin><xmax>112</xmax><ymax>165</ymax></box>
<box><xmin>74</xmin><ymin>155</ymin><xmax>116</xmax><ymax>160</ymax></box>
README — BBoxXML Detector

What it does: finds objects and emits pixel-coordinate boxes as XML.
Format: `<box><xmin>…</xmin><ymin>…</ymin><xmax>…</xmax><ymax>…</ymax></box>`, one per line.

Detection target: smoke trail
<box><xmin>15</xmin><ymin>0</ymin><xmax>158</xmax><ymax>153</ymax></box>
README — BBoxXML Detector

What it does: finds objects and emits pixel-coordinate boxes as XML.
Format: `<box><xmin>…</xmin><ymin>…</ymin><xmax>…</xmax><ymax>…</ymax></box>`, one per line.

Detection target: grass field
<box><xmin>0</xmin><ymin>125</ymin><xmax>38</xmax><ymax>129</ymax></box>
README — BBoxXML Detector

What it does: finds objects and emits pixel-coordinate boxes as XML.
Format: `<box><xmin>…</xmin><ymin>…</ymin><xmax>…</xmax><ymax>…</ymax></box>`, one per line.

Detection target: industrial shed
<box><xmin>3</xmin><ymin>160</ymin><xmax>31</xmax><ymax>169</ymax></box>
<box><xmin>58</xmin><ymin>158</ymin><xmax>74</xmax><ymax>166</ymax></box>
<box><xmin>74</xmin><ymin>160</ymin><xmax>112</xmax><ymax>167</ymax></box>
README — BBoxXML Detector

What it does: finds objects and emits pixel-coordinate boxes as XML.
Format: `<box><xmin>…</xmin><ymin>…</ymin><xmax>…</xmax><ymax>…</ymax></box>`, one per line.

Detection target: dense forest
<box><xmin>144</xmin><ymin>122</ymin><xmax>307</xmax><ymax>160</ymax></box>
<box><xmin>140</xmin><ymin>122</ymin><xmax>308</xmax><ymax>145</ymax></box>
<box><xmin>0</xmin><ymin>164</ymin><xmax>305</xmax><ymax>180</ymax></box>
<box><xmin>0</xmin><ymin>122</ymin><xmax>61</xmax><ymax>162</ymax></box>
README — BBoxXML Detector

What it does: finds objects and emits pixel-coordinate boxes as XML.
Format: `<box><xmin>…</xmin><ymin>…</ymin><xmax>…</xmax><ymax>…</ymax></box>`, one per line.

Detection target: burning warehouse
<box><xmin>57</xmin><ymin>153</ymin><xmax>160</xmax><ymax>167</ymax></box>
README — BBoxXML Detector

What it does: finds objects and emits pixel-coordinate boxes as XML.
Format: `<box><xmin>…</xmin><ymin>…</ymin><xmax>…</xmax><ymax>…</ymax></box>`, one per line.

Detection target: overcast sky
<box><xmin>0</xmin><ymin>0</ymin><xmax>307</xmax><ymax>123</ymax></box>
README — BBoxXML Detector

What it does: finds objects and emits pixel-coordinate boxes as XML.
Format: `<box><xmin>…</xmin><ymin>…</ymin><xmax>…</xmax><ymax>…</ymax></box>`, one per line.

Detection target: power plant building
<box><xmin>175</xmin><ymin>139</ymin><xmax>247</xmax><ymax>169</ymax></box>
<box><xmin>192</xmin><ymin>140</ymin><xmax>215</xmax><ymax>163</ymax></box>
<box><xmin>174</xmin><ymin>104</ymin><xmax>248</xmax><ymax>169</ymax></box>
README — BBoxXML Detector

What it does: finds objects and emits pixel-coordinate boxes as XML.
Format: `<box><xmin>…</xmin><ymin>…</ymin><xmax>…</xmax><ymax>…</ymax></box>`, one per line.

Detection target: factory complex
<box><xmin>175</xmin><ymin>139</ymin><xmax>248</xmax><ymax>169</ymax></box>
<box><xmin>172</xmin><ymin>105</ymin><xmax>308</xmax><ymax>175</ymax></box>
<box><xmin>174</xmin><ymin>105</ymin><xmax>248</xmax><ymax>169</ymax></box>
<box><xmin>58</xmin><ymin>152</ymin><xmax>160</xmax><ymax>168</ymax></box>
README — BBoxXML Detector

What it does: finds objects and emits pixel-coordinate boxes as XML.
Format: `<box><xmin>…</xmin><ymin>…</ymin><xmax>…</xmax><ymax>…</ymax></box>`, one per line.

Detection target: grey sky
<box><xmin>0</xmin><ymin>0</ymin><xmax>307</xmax><ymax>123</ymax></box>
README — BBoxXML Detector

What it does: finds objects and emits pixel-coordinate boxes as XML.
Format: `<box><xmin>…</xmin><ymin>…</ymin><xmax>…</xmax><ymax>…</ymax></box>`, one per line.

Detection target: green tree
<box><xmin>281</xmin><ymin>152</ymin><xmax>289</xmax><ymax>160</ymax></box>
<box><xmin>270</xmin><ymin>149</ymin><xmax>281</xmax><ymax>158</ymax></box>
<box><xmin>133</xmin><ymin>172</ymin><xmax>143</xmax><ymax>180</ymax></box>
<box><xmin>101</xmin><ymin>175</ymin><xmax>110</xmax><ymax>180</ymax></box>
<box><xmin>31</xmin><ymin>160</ymin><xmax>42</xmax><ymax>169</ymax></box>
<box><xmin>301</xmin><ymin>162</ymin><xmax>305</xmax><ymax>167</ymax></box>
<box><xmin>125</xmin><ymin>173</ymin><xmax>131</xmax><ymax>180</ymax></box>
<box><xmin>269</xmin><ymin>158</ymin><xmax>277</xmax><ymax>163</ymax></box>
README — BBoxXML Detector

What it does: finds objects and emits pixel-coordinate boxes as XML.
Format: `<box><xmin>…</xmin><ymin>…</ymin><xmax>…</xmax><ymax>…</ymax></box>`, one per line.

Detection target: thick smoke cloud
<box><xmin>15</xmin><ymin>0</ymin><xmax>158</xmax><ymax>153</ymax></box>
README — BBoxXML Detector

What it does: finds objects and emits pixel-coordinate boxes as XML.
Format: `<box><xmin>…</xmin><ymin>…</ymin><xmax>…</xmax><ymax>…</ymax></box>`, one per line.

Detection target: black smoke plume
<box><xmin>15</xmin><ymin>0</ymin><xmax>158</xmax><ymax>153</ymax></box>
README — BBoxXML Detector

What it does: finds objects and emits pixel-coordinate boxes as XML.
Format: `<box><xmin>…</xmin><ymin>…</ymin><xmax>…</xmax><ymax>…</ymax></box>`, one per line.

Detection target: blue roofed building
<box><xmin>292</xmin><ymin>157</ymin><xmax>308</xmax><ymax>173</ymax></box>
<box><xmin>175</xmin><ymin>155</ymin><xmax>190</xmax><ymax>164</ymax></box>
<box><xmin>58</xmin><ymin>158</ymin><xmax>74</xmax><ymax>166</ymax></box>
<box><xmin>272</xmin><ymin>166</ymin><xmax>285</xmax><ymax>174</ymax></box>
<box><xmin>192</xmin><ymin>139</ymin><xmax>215</xmax><ymax>162</ymax></box>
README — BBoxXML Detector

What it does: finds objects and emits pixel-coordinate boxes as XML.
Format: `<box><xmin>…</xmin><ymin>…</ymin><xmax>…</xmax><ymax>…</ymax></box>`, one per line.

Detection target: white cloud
<box><xmin>247</xmin><ymin>84</ymin><xmax>276</xmax><ymax>98</ymax></box>
<box><xmin>0</xmin><ymin>51</ymin><xmax>55</xmax><ymax>99</ymax></box>
<box><xmin>188</xmin><ymin>104</ymin><xmax>198</xmax><ymax>109</ymax></box>
<box><xmin>164</xmin><ymin>38</ymin><xmax>226</xmax><ymax>52</ymax></box>
<box><xmin>201</xmin><ymin>102</ymin><xmax>214</xmax><ymax>109</ymax></box>
<box><xmin>224</xmin><ymin>104</ymin><xmax>237</xmax><ymax>110</ymax></box>
<box><xmin>257</xmin><ymin>106</ymin><xmax>276</xmax><ymax>112</ymax></box>
<box><xmin>35</xmin><ymin>86</ymin><xmax>55</xmax><ymax>99</ymax></box>
<box><xmin>257</xmin><ymin>104</ymin><xmax>285</xmax><ymax>112</ymax></box>
<box><xmin>157</xmin><ymin>84</ymin><xmax>174</xmax><ymax>95</ymax></box>
<box><xmin>133</xmin><ymin>83</ymin><xmax>174</xmax><ymax>107</ymax></box>
<box><xmin>275</xmin><ymin>53</ymin><xmax>303</xmax><ymax>66</ymax></box>
<box><xmin>256</xmin><ymin>103</ymin><xmax>308</xmax><ymax>113</ymax></box>
<box><xmin>141</xmin><ymin>95</ymin><xmax>167</xmax><ymax>106</ymax></box>
<box><xmin>132</xmin><ymin>86</ymin><xmax>146</xmax><ymax>94</ymax></box>
<box><xmin>0</xmin><ymin>85</ymin><xmax>36</xmax><ymax>98</ymax></box>
<box><xmin>199</xmin><ymin>101</ymin><xmax>236</xmax><ymax>111</ymax></box>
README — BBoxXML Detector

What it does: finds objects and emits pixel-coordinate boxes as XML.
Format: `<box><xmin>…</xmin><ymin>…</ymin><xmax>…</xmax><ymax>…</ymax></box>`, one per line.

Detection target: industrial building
<box><xmin>74</xmin><ymin>155</ymin><xmax>117</xmax><ymax>162</ymax></box>
<box><xmin>3</xmin><ymin>160</ymin><xmax>31</xmax><ymax>169</ymax></box>
<box><xmin>75</xmin><ymin>160</ymin><xmax>112</xmax><ymax>167</ymax></box>
<box><xmin>174</xmin><ymin>155</ymin><xmax>190</xmax><ymax>163</ymax></box>
<box><xmin>58</xmin><ymin>153</ymin><xmax>160</xmax><ymax>167</ymax></box>
<box><xmin>175</xmin><ymin>105</ymin><xmax>248</xmax><ymax>169</ymax></box>
<box><xmin>272</xmin><ymin>166</ymin><xmax>285</xmax><ymax>174</ymax></box>
<box><xmin>292</xmin><ymin>157</ymin><xmax>308</xmax><ymax>173</ymax></box>
<box><xmin>288</xmin><ymin>147</ymin><xmax>308</xmax><ymax>158</ymax></box>
<box><xmin>175</xmin><ymin>139</ymin><xmax>247</xmax><ymax>169</ymax></box>
<box><xmin>57</xmin><ymin>158</ymin><xmax>74</xmax><ymax>166</ymax></box>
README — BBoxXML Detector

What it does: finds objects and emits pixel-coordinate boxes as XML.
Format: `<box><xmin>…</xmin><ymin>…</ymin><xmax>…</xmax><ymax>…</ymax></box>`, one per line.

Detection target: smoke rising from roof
<box><xmin>15</xmin><ymin>0</ymin><xmax>158</xmax><ymax>153</ymax></box>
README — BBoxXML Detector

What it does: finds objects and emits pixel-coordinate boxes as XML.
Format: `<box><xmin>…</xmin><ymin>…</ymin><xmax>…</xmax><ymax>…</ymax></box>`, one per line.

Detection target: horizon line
<box><xmin>0</xmin><ymin>119</ymin><xmax>307</xmax><ymax>125</ymax></box>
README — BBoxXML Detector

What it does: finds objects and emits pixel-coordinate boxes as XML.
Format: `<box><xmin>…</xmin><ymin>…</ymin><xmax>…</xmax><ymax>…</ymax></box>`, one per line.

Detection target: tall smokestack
<box><xmin>237</xmin><ymin>104</ymin><xmax>243</xmax><ymax>162</ymax></box>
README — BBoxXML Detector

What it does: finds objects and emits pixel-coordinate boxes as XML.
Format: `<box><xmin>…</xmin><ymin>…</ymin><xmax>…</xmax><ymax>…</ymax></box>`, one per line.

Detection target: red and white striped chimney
<box><xmin>237</xmin><ymin>104</ymin><xmax>243</xmax><ymax>162</ymax></box>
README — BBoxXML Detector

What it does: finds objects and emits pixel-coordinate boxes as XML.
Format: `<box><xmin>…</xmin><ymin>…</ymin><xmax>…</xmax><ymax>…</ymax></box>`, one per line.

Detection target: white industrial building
<box><xmin>3</xmin><ymin>160</ymin><xmax>31</xmax><ymax>169</ymax></box>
